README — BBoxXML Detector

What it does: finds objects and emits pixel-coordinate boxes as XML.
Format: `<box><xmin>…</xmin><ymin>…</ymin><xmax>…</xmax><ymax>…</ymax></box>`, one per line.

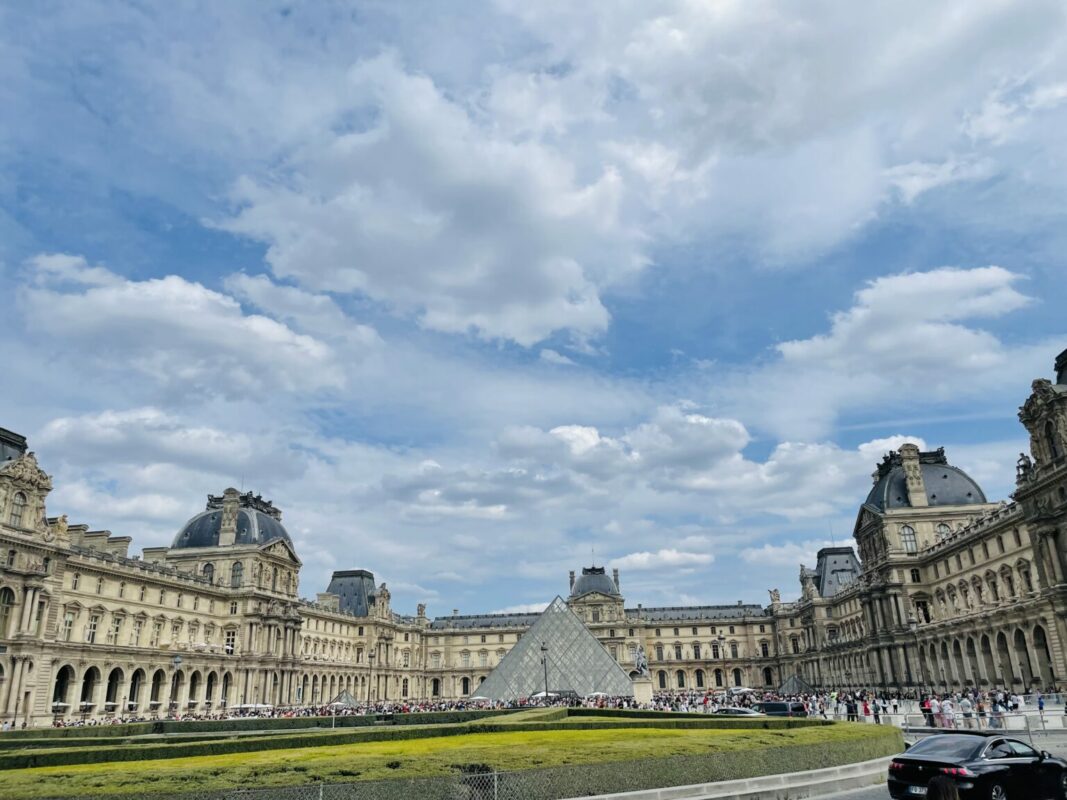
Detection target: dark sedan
<box><xmin>888</xmin><ymin>733</ymin><xmax>1067</xmax><ymax>799</ymax></box>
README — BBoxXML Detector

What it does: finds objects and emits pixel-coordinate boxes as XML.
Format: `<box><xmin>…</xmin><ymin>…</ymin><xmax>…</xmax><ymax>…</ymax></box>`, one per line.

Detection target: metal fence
<box><xmin>44</xmin><ymin>770</ymin><xmax>577</xmax><ymax>800</ymax></box>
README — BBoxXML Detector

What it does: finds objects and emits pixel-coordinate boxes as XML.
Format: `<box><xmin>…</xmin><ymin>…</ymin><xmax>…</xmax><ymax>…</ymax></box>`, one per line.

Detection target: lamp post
<box><xmin>170</xmin><ymin>655</ymin><xmax>182</xmax><ymax>716</ymax></box>
<box><xmin>717</xmin><ymin>634</ymin><xmax>727</xmax><ymax>692</ymax></box>
<box><xmin>845</xmin><ymin>670</ymin><xmax>852</xmax><ymax>693</ymax></box>
<box><xmin>540</xmin><ymin>642</ymin><xmax>549</xmax><ymax>704</ymax></box>
<box><xmin>367</xmin><ymin>651</ymin><xmax>376</xmax><ymax>707</ymax></box>
<box><xmin>907</xmin><ymin>615</ymin><xmax>926</xmax><ymax>696</ymax></box>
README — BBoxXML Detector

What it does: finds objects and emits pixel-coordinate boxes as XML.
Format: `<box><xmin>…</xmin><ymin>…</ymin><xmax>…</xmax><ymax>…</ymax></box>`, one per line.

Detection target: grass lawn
<box><xmin>2</xmin><ymin>724</ymin><xmax>890</xmax><ymax>798</ymax></box>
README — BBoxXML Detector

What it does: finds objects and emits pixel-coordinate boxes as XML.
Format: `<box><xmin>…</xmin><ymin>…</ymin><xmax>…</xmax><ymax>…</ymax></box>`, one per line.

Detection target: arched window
<box><xmin>732</xmin><ymin>668</ymin><xmax>742</xmax><ymax>686</ymax></box>
<box><xmin>763</xmin><ymin>667</ymin><xmax>774</xmax><ymax>686</ymax></box>
<box><xmin>675</xmin><ymin>670</ymin><xmax>686</xmax><ymax>688</ymax></box>
<box><xmin>714</xmin><ymin>669</ymin><xmax>723</xmax><ymax>687</ymax></box>
<box><xmin>1047</xmin><ymin>421</ymin><xmax>1062</xmax><ymax>461</ymax></box>
<box><xmin>461</xmin><ymin>677</ymin><xmax>470</xmax><ymax>696</ymax></box>
<box><xmin>900</xmin><ymin>525</ymin><xmax>917</xmax><ymax>554</ymax></box>
<box><xmin>401</xmin><ymin>678</ymin><xmax>409</xmax><ymax>697</ymax></box>
<box><xmin>9</xmin><ymin>492</ymin><xmax>27</xmax><ymax>527</ymax></box>
<box><xmin>0</xmin><ymin>587</ymin><xmax>16</xmax><ymax>637</ymax></box>
<box><xmin>230</xmin><ymin>562</ymin><xmax>243</xmax><ymax>588</ymax></box>
<box><xmin>657</xmin><ymin>670</ymin><xmax>667</xmax><ymax>689</ymax></box>
<box><xmin>202</xmin><ymin>564</ymin><xmax>214</xmax><ymax>583</ymax></box>
<box><xmin>271</xmin><ymin>567</ymin><xmax>278</xmax><ymax>592</ymax></box>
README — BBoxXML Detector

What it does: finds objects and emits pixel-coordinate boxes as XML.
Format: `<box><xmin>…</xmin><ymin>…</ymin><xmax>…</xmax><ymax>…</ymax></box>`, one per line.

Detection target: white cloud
<box><xmin>21</xmin><ymin>254</ymin><xmax>341</xmax><ymax>397</ymax></box>
<box><xmin>221</xmin><ymin>53</ymin><xmax>644</xmax><ymax>346</ymax></box>
<box><xmin>735</xmin><ymin>266</ymin><xmax>1049</xmax><ymax>438</ymax></box>
<box><xmin>490</xmin><ymin>602</ymin><xmax>550</xmax><ymax>615</ymax></box>
<box><xmin>610</xmin><ymin>548</ymin><xmax>713</xmax><ymax>571</ymax></box>
<box><xmin>739</xmin><ymin>539</ymin><xmax>836</xmax><ymax>569</ymax></box>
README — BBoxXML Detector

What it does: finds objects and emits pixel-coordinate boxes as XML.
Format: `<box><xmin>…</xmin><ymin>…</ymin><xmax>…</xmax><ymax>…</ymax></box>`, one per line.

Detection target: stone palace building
<box><xmin>1</xmin><ymin>349</ymin><xmax>1066</xmax><ymax>726</ymax></box>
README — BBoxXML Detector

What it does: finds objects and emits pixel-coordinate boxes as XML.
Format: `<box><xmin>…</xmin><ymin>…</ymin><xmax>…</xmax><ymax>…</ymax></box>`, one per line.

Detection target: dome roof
<box><xmin>865</xmin><ymin>448</ymin><xmax>987</xmax><ymax>511</ymax></box>
<box><xmin>570</xmin><ymin>566</ymin><xmax>620</xmax><ymax>598</ymax></box>
<box><xmin>171</xmin><ymin>491</ymin><xmax>292</xmax><ymax>549</ymax></box>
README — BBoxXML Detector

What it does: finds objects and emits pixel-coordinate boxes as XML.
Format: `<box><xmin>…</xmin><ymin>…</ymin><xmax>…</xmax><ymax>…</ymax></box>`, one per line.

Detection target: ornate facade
<box><xmin>2</xmin><ymin>348</ymin><xmax>1067</xmax><ymax>725</ymax></box>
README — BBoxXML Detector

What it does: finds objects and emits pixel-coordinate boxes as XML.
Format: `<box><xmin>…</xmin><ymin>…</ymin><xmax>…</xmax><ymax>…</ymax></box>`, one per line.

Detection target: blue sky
<box><xmin>2</xmin><ymin>1</ymin><xmax>1065</xmax><ymax>616</ymax></box>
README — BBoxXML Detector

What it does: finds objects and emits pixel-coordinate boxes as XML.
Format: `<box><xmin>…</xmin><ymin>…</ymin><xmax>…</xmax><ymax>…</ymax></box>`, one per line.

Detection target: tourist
<box><xmin>926</xmin><ymin>775</ymin><xmax>961</xmax><ymax>800</ymax></box>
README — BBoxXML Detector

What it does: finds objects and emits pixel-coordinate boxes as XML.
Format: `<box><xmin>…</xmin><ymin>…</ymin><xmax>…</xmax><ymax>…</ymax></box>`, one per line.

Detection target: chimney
<box><xmin>612</xmin><ymin>568</ymin><xmax>620</xmax><ymax>591</ymax></box>
<box><xmin>898</xmin><ymin>444</ymin><xmax>929</xmax><ymax>508</ymax></box>
<box><xmin>452</xmin><ymin>608</ymin><xmax>459</xmax><ymax>616</ymax></box>
<box><xmin>569</xmin><ymin>570</ymin><xmax>575</xmax><ymax>589</ymax></box>
<box><xmin>218</xmin><ymin>487</ymin><xmax>240</xmax><ymax>546</ymax></box>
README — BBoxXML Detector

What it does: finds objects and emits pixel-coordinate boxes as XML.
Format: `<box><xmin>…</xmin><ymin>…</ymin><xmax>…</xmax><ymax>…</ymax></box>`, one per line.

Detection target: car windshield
<box><xmin>907</xmin><ymin>736</ymin><xmax>983</xmax><ymax>760</ymax></box>
<box><xmin>756</xmin><ymin>703</ymin><xmax>785</xmax><ymax>711</ymax></box>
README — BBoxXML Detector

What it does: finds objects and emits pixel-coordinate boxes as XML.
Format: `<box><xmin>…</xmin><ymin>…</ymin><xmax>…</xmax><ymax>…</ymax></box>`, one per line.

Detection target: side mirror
<box><xmin>1042</xmin><ymin>751</ymin><xmax>1052</xmax><ymax>760</ymax></box>
<box><xmin>903</xmin><ymin>742</ymin><xmax>912</xmax><ymax>751</ymax></box>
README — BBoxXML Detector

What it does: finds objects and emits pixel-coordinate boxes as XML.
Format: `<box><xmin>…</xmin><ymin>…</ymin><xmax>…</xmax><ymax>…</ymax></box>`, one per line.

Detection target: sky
<box><xmin>1</xmin><ymin>1</ymin><xmax>1065</xmax><ymax>618</ymax></box>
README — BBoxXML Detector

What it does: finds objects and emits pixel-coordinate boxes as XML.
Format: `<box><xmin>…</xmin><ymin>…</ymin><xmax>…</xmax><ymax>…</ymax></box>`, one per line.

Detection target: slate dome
<box><xmin>171</xmin><ymin>490</ymin><xmax>292</xmax><ymax>549</ymax></box>
<box><xmin>569</xmin><ymin>566</ymin><xmax>620</xmax><ymax>598</ymax></box>
<box><xmin>865</xmin><ymin>447</ymin><xmax>987</xmax><ymax>511</ymax></box>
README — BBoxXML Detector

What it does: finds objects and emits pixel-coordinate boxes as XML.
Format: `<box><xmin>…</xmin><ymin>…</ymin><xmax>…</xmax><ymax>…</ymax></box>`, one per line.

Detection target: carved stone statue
<box><xmin>1017</xmin><ymin>452</ymin><xmax>1034</xmax><ymax>480</ymax></box>
<box><xmin>634</xmin><ymin>646</ymin><xmax>649</xmax><ymax>677</ymax></box>
<box><xmin>768</xmin><ymin>588</ymin><xmax>781</xmax><ymax>604</ymax></box>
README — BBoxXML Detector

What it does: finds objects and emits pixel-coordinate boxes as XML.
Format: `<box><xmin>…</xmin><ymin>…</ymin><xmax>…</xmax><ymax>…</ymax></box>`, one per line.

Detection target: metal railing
<box><xmin>42</xmin><ymin>770</ymin><xmax>574</xmax><ymax>800</ymax></box>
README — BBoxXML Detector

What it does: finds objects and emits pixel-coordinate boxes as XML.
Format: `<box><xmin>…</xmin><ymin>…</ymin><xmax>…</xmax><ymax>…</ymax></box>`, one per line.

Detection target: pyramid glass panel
<box><xmin>474</xmin><ymin>596</ymin><xmax>634</xmax><ymax>701</ymax></box>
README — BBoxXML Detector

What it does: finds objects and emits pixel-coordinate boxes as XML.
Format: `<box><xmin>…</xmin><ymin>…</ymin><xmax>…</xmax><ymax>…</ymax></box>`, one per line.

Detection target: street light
<box><xmin>367</xmin><ymin>652</ymin><xmax>376</xmax><ymax>707</ymax></box>
<box><xmin>717</xmin><ymin>634</ymin><xmax>727</xmax><ymax>691</ymax></box>
<box><xmin>540</xmin><ymin>642</ymin><xmax>549</xmax><ymax>704</ymax></box>
<box><xmin>907</xmin><ymin>615</ymin><xmax>927</xmax><ymax>695</ymax></box>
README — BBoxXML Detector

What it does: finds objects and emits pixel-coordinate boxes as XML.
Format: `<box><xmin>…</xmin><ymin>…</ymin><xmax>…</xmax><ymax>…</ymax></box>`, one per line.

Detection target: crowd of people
<box><xmin>7</xmin><ymin>684</ymin><xmax>1061</xmax><ymax>730</ymax></box>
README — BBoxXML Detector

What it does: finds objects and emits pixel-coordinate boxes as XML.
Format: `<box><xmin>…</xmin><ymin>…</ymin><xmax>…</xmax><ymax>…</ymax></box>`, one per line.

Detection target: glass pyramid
<box><xmin>474</xmin><ymin>596</ymin><xmax>635</xmax><ymax>701</ymax></box>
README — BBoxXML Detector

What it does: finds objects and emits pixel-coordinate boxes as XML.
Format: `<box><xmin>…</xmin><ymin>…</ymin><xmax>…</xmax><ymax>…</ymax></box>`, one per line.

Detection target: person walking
<box><xmin>926</xmin><ymin>775</ymin><xmax>961</xmax><ymax>800</ymax></box>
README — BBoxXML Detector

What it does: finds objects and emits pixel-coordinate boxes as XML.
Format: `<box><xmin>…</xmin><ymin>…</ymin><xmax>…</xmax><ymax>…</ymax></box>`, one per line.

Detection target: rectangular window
<box><xmin>910</xmin><ymin>568</ymin><xmax>921</xmax><ymax>583</ymax></box>
<box><xmin>431</xmin><ymin>653</ymin><xmax>441</xmax><ymax>668</ymax></box>
<box><xmin>358</xmin><ymin>626</ymin><xmax>364</xmax><ymax>636</ymax></box>
<box><xmin>628</xmin><ymin>628</ymin><xmax>634</xmax><ymax>637</ymax></box>
<box><xmin>673</xmin><ymin>627</ymin><xmax>679</xmax><ymax>636</ymax></box>
<box><xmin>131</xmin><ymin>618</ymin><xmax>143</xmax><ymax>646</ymax></box>
<box><xmin>712</xmin><ymin>644</ymin><xmax>720</xmax><ymax>659</ymax></box>
<box><xmin>609</xmin><ymin>628</ymin><xmax>615</xmax><ymax>638</ymax></box>
<box><xmin>159</xmin><ymin>589</ymin><xmax>166</xmax><ymax>605</ymax></box>
<box><xmin>498</xmin><ymin>634</ymin><xmax>504</xmax><ymax>643</ymax></box>
<box><xmin>791</xmin><ymin>637</ymin><xmax>799</xmax><ymax>654</ymax></box>
<box><xmin>171</xmin><ymin>622</ymin><xmax>181</xmax><ymax>640</ymax></box>
<box><xmin>478</xmin><ymin>651</ymin><xmax>487</xmax><ymax>667</ymax></box>
<box><xmin>230</xmin><ymin>600</ymin><xmax>238</xmax><ymax>615</ymax></box>
<box><xmin>610</xmin><ymin>645</ymin><xmax>618</xmax><ymax>660</ymax></box>
<box><xmin>759</xmin><ymin>624</ymin><xmax>766</xmax><ymax>633</ymax></box>
<box><xmin>193</xmin><ymin>596</ymin><xmax>199</xmax><ymax>611</ymax></box>
<box><xmin>691</xmin><ymin>627</ymin><xmax>698</xmax><ymax>635</ymax></box>
<box><xmin>86</xmin><ymin>614</ymin><xmax>100</xmax><ymax>644</ymax></box>
<box><xmin>933</xmin><ymin>563</ymin><xmax>940</xmax><ymax>578</ymax></box>
<box><xmin>693</xmin><ymin>643</ymin><xmax>701</xmax><ymax>659</ymax></box>
<box><xmin>71</xmin><ymin>573</ymin><xmax>80</xmax><ymax>590</ymax></box>
<box><xmin>225</xmin><ymin>629</ymin><xmax>237</xmax><ymax>654</ymax></box>
<box><xmin>118</xmin><ymin>583</ymin><xmax>125</xmax><ymax>599</ymax></box>
<box><xmin>62</xmin><ymin>611</ymin><xmax>75</xmax><ymax>642</ymax></box>
<box><xmin>730</xmin><ymin>642</ymin><xmax>738</xmax><ymax>658</ymax></box>
<box><xmin>404</xmin><ymin>651</ymin><xmax>411</xmax><ymax>667</ymax></box>
<box><xmin>674</xmin><ymin>644</ymin><xmax>683</xmax><ymax>659</ymax></box>
<box><xmin>139</xmin><ymin>585</ymin><xmax>146</xmax><ymax>601</ymax></box>
<box><xmin>729</xmin><ymin>626</ymin><xmax>735</xmax><ymax>634</ymax></box>
<box><xmin>761</xmin><ymin>642</ymin><xmax>769</xmax><ymax>657</ymax></box>
<box><xmin>956</xmin><ymin>554</ymin><xmax>963</xmax><ymax>570</ymax></box>
<box><xmin>150</xmin><ymin>622</ymin><xmax>162</xmax><ymax>647</ymax></box>
<box><xmin>461</xmin><ymin>652</ymin><xmax>470</xmax><ymax>668</ymax></box>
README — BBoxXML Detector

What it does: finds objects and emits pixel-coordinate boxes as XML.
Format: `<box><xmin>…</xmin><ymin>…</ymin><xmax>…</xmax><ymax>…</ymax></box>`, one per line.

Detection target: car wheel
<box><xmin>988</xmin><ymin>783</ymin><xmax>1008</xmax><ymax>800</ymax></box>
<box><xmin>1059</xmin><ymin>770</ymin><xmax>1067</xmax><ymax>800</ymax></box>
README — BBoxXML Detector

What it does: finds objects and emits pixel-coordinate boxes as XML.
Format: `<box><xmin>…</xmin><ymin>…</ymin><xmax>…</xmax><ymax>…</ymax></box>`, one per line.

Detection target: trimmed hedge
<box><xmin>0</xmin><ymin>715</ymin><xmax>861</xmax><ymax>770</ymax></box>
<box><xmin>25</xmin><ymin>725</ymin><xmax>903</xmax><ymax>800</ymax></box>
<box><xmin>0</xmin><ymin>708</ymin><xmax>519</xmax><ymax>742</ymax></box>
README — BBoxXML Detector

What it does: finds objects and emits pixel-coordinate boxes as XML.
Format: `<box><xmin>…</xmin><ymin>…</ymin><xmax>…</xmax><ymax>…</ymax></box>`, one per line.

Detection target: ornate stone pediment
<box><xmin>0</xmin><ymin>452</ymin><xmax>53</xmax><ymax>492</ymax></box>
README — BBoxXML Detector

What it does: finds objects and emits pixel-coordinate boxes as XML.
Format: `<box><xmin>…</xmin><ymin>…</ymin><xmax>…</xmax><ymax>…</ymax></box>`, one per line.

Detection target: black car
<box><xmin>752</xmin><ymin>701</ymin><xmax>807</xmax><ymax>717</ymax></box>
<box><xmin>888</xmin><ymin>733</ymin><xmax>1067</xmax><ymax>799</ymax></box>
